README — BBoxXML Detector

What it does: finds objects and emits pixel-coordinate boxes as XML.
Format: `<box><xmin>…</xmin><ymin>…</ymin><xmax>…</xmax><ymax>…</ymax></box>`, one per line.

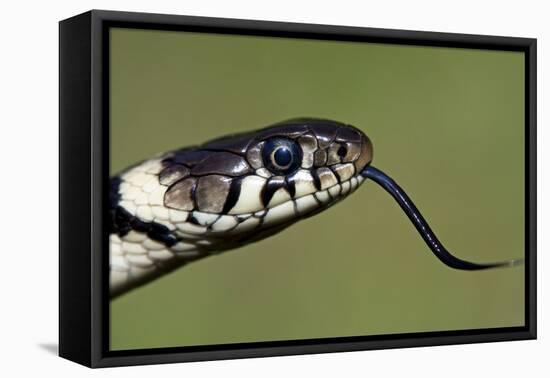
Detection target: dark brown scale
<box><xmin>164</xmin><ymin>177</ymin><xmax>197</xmax><ymax>211</ymax></box>
<box><xmin>354</xmin><ymin>135</ymin><xmax>373</xmax><ymax>172</ymax></box>
<box><xmin>335</xmin><ymin>126</ymin><xmax>362</xmax><ymax>143</ymax></box>
<box><xmin>245</xmin><ymin>141</ymin><xmax>264</xmax><ymax>169</ymax></box>
<box><xmin>191</xmin><ymin>152</ymin><xmax>251</xmax><ymax>176</ymax></box>
<box><xmin>256</xmin><ymin>124</ymin><xmax>309</xmax><ymax>140</ymax></box>
<box><xmin>313</xmin><ymin>149</ymin><xmax>327</xmax><ymax>167</ymax></box>
<box><xmin>201</xmin><ymin>134</ymin><xmax>253</xmax><ymax>154</ymax></box>
<box><xmin>159</xmin><ymin>164</ymin><xmax>190</xmax><ymax>186</ymax></box>
<box><xmin>195</xmin><ymin>175</ymin><xmax>232</xmax><ymax>213</ymax></box>
<box><xmin>309</xmin><ymin>123</ymin><xmax>341</xmax><ymax>148</ymax></box>
<box><xmin>169</xmin><ymin>149</ymin><xmax>210</xmax><ymax>167</ymax></box>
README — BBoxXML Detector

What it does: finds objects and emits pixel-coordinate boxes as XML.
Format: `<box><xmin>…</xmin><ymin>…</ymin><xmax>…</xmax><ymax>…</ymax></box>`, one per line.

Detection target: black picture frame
<box><xmin>59</xmin><ymin>9</ymin><xmax>537</xmax><ymax>368</ymax></box>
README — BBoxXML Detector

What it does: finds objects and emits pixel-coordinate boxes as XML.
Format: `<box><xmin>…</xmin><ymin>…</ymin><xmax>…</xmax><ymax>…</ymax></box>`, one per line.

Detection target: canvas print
<box><xmin>108</xmin><ymin>27</ymin><xmax>525</xmax><ymax>351</ymax></box>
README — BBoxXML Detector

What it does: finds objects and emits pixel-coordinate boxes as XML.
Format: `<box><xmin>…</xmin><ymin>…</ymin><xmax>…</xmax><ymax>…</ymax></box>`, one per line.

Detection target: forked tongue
<box><xmin>361</xmin><ymin>165</ymin><xmax>523</xmax><ymax>270</ymax></box>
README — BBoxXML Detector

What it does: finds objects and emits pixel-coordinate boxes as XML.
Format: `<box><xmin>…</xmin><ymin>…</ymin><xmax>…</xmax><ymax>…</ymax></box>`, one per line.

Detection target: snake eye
<box><xmin>262</xmin><ymin>138</ymin><xmax>302</xmax><ymax>174</ymax></box>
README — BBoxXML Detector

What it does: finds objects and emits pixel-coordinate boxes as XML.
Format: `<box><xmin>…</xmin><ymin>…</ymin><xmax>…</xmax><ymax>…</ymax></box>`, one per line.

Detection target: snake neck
<box><xmin>109</xmin><ymin>158</ymin><xmax>208</xmax><ymax>298</ymax></box>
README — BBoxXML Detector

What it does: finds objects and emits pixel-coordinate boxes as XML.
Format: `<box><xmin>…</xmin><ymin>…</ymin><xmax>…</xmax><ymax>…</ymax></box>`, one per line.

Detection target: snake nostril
<box><xmin>337</xmin><ymin>146</ymin><xmax>347</xmax><ymax>158</ymax></box>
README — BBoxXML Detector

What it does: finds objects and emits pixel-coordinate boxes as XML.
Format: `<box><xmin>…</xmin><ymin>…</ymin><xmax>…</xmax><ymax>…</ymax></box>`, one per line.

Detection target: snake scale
<box><xmin>110</xmin><ymin>118</ymin><xmax>521</xmax><ymax>298</ymax></box>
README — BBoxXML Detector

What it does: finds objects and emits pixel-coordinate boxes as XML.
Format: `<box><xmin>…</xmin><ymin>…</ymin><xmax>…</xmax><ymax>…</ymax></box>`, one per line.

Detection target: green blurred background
<box><xmin>109</xmin><ymin>28</ymin><xmax>525</xmax><ymax>351</ymax></box>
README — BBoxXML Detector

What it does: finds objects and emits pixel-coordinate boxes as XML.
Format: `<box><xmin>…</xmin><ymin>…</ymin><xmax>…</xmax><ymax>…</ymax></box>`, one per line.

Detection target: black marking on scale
<box><xmin>188</xmin><ymin>213</ymin><xmax>201</xmax><ymax>226</ymax></box>
<box><xmin>222</xmin><ymin>177</ymin><xmax>244</xmax><ymax>214</ymax></box>
<box><xmin>110</xmin><ymin>176</ymin><xmax>122</xmax><ymax>208</ymax></box>
<box><xmin>262</xmin><ymin>176</ymin><xmax>286</xmax><ymax>207</ymax></box>
<box><xmin>310</xmin><ymin>169</ymin><xmax>322</xmax><ymax>191</ymax></box>
<box><xmin>112</xmin><ymin>205</ymin><xmax>181</xmax><ymax>248</ymax></box>
<box><xmin>330</xmin><ymin>166</ymin><xmax>342</xmax><ymax>184</ymax></box>
<box><xmin>206</xmin><ymin>214</ymin><xmax>223</xmax><ymax>232</ymax></box>
<box><xmin>285</xmin><ymin>176</ymin><xmax>296</xmax><ymax>198</ymax></box>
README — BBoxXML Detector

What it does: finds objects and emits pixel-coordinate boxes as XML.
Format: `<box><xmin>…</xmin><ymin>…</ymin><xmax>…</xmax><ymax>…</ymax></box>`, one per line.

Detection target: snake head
<box><xmin>157</xmin><ymin>118</ymin><xmax>373</xmax><ymax>248</ymax></box>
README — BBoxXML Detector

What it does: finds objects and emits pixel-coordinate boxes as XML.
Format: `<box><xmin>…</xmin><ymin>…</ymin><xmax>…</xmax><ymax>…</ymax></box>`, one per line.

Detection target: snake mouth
<box><xmin>176</xmin><ymin>169</ymin><xmax>368</xmax><ymax>240</ymax></box>
<box><xmin>248</xmin><ymin>170</ymin><xmax>367</xmax><ymax>228</ymax></box>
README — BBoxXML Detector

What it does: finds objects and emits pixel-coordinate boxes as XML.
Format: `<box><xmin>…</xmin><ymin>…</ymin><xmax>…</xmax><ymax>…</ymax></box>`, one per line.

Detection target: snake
<box><xmin>110</xmin><ymin>118</ymin><xmax>522</xmax><ymax>298</ymax></box>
